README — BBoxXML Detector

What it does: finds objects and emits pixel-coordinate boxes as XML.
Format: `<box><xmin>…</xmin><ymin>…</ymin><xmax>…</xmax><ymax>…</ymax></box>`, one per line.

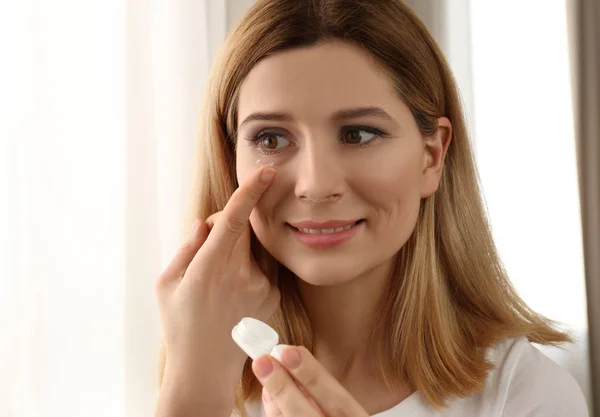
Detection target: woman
<box><xmin>154</xmin><ymin>0</ymin><xmax>589</xmax><ymax>416</ymax></box>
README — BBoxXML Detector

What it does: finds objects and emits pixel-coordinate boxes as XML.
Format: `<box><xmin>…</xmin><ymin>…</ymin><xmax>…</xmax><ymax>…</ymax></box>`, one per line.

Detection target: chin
<box><xmin>281</xmin><ymin>260</ymin><xmax>362</xmax><ymax>287</ymax></box>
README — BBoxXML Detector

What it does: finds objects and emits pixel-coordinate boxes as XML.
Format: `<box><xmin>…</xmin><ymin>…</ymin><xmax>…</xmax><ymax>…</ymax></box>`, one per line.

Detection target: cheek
<box><xmin>354</xmin><ymin>146</ymin><xmax>423</xmax><ymax>207</ymax></box>
<box><xmin>235</xmin><ymin>150</ymin><xmax>253</xmax><ymax>186</ymax></box>
<box><xmin>367</xmin><ymin>170</ymin><xmax>421</xmax><ymax>206</ymax></box>
<box><xmin>355</xmin><ymin>147</ymin><xmax>424</xmax><ymax>250</ymax></box>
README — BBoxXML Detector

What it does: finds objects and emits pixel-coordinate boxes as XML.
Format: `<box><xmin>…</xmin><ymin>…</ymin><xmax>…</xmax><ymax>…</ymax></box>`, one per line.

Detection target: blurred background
<box><xmin>1</xmin><ymin>0</ymin><xmax>598</xmax><ymax>416</ymax></box>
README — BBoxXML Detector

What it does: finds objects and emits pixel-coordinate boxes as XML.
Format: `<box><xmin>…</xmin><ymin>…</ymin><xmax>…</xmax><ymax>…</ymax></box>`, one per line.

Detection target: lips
<box><xmin>288</xmin><ymin>219</ymin><xmax>365</xmax><ymax>248</ymax></box>
<box><xmin>289</xmin><ymin>219</ymin><xmax>363</xmax><ymax>234</ymax></box>
<box><xmin>288</xmin><ymin>219</ymin><xmax>363</xmax><ymax>230</ymax></box>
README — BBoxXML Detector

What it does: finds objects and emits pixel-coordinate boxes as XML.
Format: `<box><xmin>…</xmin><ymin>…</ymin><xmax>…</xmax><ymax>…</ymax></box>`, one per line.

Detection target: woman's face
<box><xmin>235</xmin><ymin>41</ymin><xmax>450</xmax><ymax>286</ymax></box>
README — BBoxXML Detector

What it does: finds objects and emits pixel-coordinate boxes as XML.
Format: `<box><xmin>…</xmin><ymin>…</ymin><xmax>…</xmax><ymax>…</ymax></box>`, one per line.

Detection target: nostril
<box><xmin>302</xmin><ymin>195</ymin><xmax>338</xmax><ymax>203</ymax></box>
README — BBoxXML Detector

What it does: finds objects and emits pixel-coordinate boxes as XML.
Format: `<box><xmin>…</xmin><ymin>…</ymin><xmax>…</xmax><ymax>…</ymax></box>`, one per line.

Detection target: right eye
<box><xmin>250</xmin><ymin>131</ymin><xmax>291</xmax><ymax>155</ymax></box>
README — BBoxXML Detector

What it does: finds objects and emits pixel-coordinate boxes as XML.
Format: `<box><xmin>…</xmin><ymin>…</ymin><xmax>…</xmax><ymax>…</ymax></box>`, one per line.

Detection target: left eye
<box><xmin>341</xmin><ymin>127</ymin><xmax>381</xmax><ymax>145</ymax></box>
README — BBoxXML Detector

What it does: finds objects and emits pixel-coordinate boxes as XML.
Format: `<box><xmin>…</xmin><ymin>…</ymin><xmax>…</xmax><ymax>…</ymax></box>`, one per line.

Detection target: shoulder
<box><xmin>489</xmin><ymin>337</ymin><xmax>589</xmax><ymax>417</ymax></box>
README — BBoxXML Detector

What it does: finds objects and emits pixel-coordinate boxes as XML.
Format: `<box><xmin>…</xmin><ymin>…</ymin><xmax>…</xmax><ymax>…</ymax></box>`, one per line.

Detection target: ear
<box><xmin>420</xmin><ymin>117</ymin><xmax>452</xmax><ymax>198</ymax></box>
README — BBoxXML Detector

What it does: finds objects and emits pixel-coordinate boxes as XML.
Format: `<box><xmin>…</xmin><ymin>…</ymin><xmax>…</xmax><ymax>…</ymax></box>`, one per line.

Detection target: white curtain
<box><xmin>413</xmin><ymin>0</ymin><xmax>591</xmax><ymax>406</ymax></box>
<box><xmin>408</xmin><ymin>0</ymin><xmax>591</xmax><ymax>405</ymax></box>
<box><xmin>468</xmin><ymin>0</ymin><xmax>590</xmax><ymax>406</ymax></box>
<box><xmin>0</xmin><ymin>1</ymin><xmax>224</xmax><ymax>416</ymax></box>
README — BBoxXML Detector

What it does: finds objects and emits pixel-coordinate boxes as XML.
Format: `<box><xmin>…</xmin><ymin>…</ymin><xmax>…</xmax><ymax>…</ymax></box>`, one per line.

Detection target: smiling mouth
<box><xmin>288</xmin><ymin>219</ymin><xmax>365</xmax><ymax>234</ymax></box>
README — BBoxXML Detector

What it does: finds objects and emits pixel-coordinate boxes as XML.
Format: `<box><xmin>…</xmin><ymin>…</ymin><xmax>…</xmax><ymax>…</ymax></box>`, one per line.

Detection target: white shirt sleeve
<box><xmin>501</xmin><ymin>339</ymin><xmax>589</xmax><ymax>417</ymax></box>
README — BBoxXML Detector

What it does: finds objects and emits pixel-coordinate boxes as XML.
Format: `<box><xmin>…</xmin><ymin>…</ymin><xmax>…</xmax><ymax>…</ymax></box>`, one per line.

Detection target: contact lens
<box><xmin>255</xmin><ymin>160</ymin><xmax>275</xmax><ymax>166</ymax></box>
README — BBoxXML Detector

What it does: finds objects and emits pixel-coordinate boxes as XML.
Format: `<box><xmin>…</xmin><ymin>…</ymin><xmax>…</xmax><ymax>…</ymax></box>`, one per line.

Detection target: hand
<box><xmin>154</xmin><ymin>166</ymin><xmax>280</xmax><ymax>371</ymax></box>
<box><xmin>252</xmin><ymin>346</ymin><xmax>370</xmax><ymax>417</ymax></box>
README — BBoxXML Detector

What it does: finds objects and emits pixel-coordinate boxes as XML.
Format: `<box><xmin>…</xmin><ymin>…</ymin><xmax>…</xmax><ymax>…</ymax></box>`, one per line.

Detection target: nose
<box><xmin>294</xmin><ymin>139</ymin><xmax>345</xmax><ymax>204</ymax></box>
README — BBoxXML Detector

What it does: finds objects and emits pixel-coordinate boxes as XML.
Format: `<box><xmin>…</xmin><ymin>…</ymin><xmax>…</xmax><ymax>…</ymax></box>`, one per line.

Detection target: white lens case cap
<box><xmin>231</xmin><ymin>317</ymin><xmax>279</xmax><ymax>360</ymax></box>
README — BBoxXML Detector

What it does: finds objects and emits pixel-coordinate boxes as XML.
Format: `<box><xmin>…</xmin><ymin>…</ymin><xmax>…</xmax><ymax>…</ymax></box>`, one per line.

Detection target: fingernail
<box><xmin>270</xmin><ymin>344</ymin><xmax>302</xmax><ymax>370</ymax></box>
<box><xmin>270</xmin><ymin>344</ymin><xmax>289</xmax><ymax>363</ymax></box>
<box><xmin>282</xmin><ymin>347</ymin><xmax>301</xmax><ymax>369</ymax></box>
<box><xmin>188</xmin><ymin>219</ymin><xmax>200</xmax><ymax>238</ymax></box>
<box><xmin>260</xmin><ymin>168</ymin><xmax>276</xmax><ymax>184</ymax></box>
<box><xmin>253</xmin><ymin>356</ymin><xmax>274</xmax><ymax>380</ymax></box>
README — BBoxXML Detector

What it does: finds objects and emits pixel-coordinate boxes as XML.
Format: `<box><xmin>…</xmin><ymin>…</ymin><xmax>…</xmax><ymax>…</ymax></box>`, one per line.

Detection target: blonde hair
<box><xmin>158</xmin><ymin>0</ymin><xmax>571</xmax><ymax>412</ymax></box>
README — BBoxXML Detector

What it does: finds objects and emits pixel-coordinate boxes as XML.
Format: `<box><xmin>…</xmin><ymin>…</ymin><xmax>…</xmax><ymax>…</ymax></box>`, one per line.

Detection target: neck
<box><xmin>296</xmin><ymin>258</ymin><xmax>394</xmax><ymax>379</ymax></box>
<box><xmin>295</xmin><ymin>257</ymin><xmax>415</xmax><ymax>415</ymax></box>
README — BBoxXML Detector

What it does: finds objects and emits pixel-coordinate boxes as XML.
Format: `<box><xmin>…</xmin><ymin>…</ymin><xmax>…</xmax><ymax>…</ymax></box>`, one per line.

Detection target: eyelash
<box><xmin>243</xmin><ymin>125</ymin><xmax>388</xmax><ymax>155</ymax></box>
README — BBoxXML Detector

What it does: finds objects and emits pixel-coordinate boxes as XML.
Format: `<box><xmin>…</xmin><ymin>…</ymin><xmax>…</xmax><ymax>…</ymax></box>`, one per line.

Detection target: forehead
<box><xmin>237</xmin><ymin>41</ymin><xmax>407</xmax><ymax>125</ymax></box>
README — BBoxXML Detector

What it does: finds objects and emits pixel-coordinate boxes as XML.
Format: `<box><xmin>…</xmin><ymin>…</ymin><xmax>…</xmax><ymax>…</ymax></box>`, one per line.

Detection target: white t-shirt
<box><xmin>245</xmin><ymin>337</ymin><xmax>589</xmax><ymax>416</ymax></box>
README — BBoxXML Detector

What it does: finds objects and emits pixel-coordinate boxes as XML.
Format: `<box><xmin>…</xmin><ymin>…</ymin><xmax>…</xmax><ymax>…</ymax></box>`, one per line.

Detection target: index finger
<box><xmin>202</xmin><ymin>167</ymin><xmax>276</xmax><ymax>256</ymax></box>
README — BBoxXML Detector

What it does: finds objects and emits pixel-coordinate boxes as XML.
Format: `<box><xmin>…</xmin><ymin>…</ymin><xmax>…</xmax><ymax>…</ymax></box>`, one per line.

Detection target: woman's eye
<box><xmin>246</xmin><ymin>126</ymin><xmax>384</xmax><ymax>154</ymax></box>
<box><xmin>254</xmin><ymin>132</ymin><xmax>290</xmax><ymax>153</ymax></box>
<box><xmin>342</xmin><ymin>127</ymin><xmax>381</xmax><ymax>146</ymax></box>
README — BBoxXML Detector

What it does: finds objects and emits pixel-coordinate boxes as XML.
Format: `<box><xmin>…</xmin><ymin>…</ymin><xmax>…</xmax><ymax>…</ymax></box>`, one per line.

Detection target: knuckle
<box><xmin>231</xmin><ymin>268</ymin><xmax>252</xmax><ymax>288</ymax></box>
<box><xmin>299</xmin><ymin>365</ymin><xmax>320</xmax><ymax>391</ymax></box>
<box><xmin>153</xmin><ymin>278</ymin><xmax>171</xmax><ymax>302</ymax></box>
<box><xmin>247</xmin><ymin>187</ymin><xmax>262</xmax><ymax>201</ymax></box>
<box><xmin>253</xmin><ymin>276</ymin><xmax>271</xmax><ymax>297</ymax></box>
<box><xmin>178</xmin><ymin>241</ymin><xmax>196</xmax><ymax>254</ymax></box>
<box><xmin>153</xmin><ymin>282</ymin><xmax>163</xmax><ymax>297</ymax></box>
<box><xmin>293</xmin><ymin>346</ymin><xmax>319</xmax><ymax>389</ymax></box>
<box><xmin>224</xmin><ymin>216</ymin><xmax>247</xmax><ymax>236</ymax></box>
<box><xmin>269</xmin><ymin>379</ymin><xmax>288</xmax><ymax>400</ymax></box>
<box><xmin>154</xmin><ymin>273</ymin><xmax>169</xmax><ymax>290</ymax></box>
<box><xmin>205</xmin><ymin>211</ymin><xmax>221</xmax><ymax>227</ymax></box>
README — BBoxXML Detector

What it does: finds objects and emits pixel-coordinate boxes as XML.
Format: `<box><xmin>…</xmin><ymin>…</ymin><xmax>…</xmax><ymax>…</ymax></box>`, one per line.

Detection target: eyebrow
<box><xmin>239</xmin><ymin>106</ymin><xmax>395</xmax><ymax>128</ymax></box>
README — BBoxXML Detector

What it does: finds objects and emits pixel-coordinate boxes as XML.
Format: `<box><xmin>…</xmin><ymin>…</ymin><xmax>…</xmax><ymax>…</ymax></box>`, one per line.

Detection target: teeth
<box><xmin>297</xmin><ymin>222</ymin><xmax>358</xmax><ymax>234</ymax></box>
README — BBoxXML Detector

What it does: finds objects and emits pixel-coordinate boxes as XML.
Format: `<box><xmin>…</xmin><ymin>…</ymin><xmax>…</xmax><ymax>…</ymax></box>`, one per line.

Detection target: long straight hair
<box><xmin>158</xmin><ymin>0</ymin><xmax>571</xmax><ymax>413</ymax></box>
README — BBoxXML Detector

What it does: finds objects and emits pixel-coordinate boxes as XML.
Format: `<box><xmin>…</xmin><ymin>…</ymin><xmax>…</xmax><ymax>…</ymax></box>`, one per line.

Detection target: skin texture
<box><xmin>236</xmin><ymin>41</ymin><xmax>452</xmax><ymax>415</ymax></box>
